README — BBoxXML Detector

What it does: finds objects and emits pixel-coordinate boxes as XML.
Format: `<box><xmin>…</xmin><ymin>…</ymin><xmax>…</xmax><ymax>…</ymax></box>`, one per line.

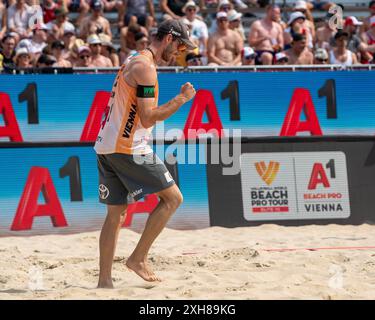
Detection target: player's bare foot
<box><xmin>126</xmin><ymin>257</ymin><xmax>161</xmax><ymax>282</ymax></box>
<box><xmin>97</xmin><ymin>279</ymin><xmax>114</xmax><ymax>288</ymax></box>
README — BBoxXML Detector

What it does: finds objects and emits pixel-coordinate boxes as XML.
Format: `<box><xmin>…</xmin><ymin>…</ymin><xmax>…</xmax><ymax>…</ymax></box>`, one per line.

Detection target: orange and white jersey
<box><xmin>94</xmin><ymin>51</ymin><xmax>158</xmax><ymax>155</ymax></box>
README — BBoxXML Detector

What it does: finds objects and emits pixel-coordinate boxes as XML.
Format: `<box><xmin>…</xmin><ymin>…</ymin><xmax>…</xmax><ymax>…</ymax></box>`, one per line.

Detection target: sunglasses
<box><xmin>80</xmin><ymin>55</ymin><xmax>90</xmax><ymax>59</ymax></box>
<box><xmin>188</xmin><ymin>58</ymin><xmax>201</xmax><ymax>63</ymax></box>
<box><xmin>278</xmin><ymin>58</ymin><xmax>288</xmax><ymax>63</ymax></box>
<box><xmin>316</xmin><ymin>58</ymin><xmax>327</xmax><ymax>62</ymax></box>
<box><xmin>218</xmin><ymin>18</ymin><xmax>228</xmax><ymax>23</ymax></box>
<box><xmin>90</xmin><ymin>43</ymin><xmax>101</xmax><ymax>47</ymax></box>
<box><xmin>221</xmin><ymin>6</ymin><xmax>230</xmax><ymax>11</ymax></box>
<box><xmin>174</xmin><ymin>37</ymin><xmax>187</xmax><ymax>52</ymax></box>
<box><xmin>245</xmin><ymin>55</ymin><xmax>255</xmax><ymax>60</ymax></box>
<box><xmin>187</xmin><ymin>7</ymin><xmax>196</xmax><ymax>12</ymax></box>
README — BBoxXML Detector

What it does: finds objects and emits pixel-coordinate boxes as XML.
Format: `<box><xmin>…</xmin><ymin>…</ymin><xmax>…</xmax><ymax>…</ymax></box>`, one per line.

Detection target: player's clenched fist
<box><xmin>180</xmin><ymin>82</ymin><xmax>196</xmax><ymax>101</ymax></box>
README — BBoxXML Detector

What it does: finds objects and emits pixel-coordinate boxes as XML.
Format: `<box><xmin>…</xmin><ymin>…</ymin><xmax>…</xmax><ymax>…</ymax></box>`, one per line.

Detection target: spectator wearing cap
<box><xmin>17</xmin><ymin>23</ymin><xmax>49</xmax><ymax>58</ymax></box>
<box><xmin>208</xmin><ymin>0</ymin><xmax>233</xmax><ymax>35</ymax></box>
<box><xmin>48</xmin><ymin>7</ymin><xmax>75</xmax><ymax>41</ymax></box>
<box><xmin>99</xmin><ymin>33</ymin><xmax>119</xmax><ymax>66</ymax></box>
<box><xmin>316</xmin><ymin>12</ymin><xmax>337</xmax><ymax>51</ymax></box>
<box><xmin>51</xmin><ymin>39</ymin><xmax>72</xmax><ymax>67</ymax></box>
<box><xmin>241</xmin><ymin>46</ymin><xmax>256</xmax><ymax>65</ymax></box>
<box><xmin>87</xmin><ymin>33</ymin><xmax>113</xmax><ymax>67</ymax></box>
<box><xmin>313</xmin><ymin>48</ymin><xmax>328</xmax><ymax>64</ymax></box>
<box><xmin>61</xmin><ymin>23</ymin><xmax>76</xmax><ymax>53</ymax></box>
<box><xmin>360</xmin><ymin>0</ymin><xmax>375</xmax><ymax>35</ymax></box>
<box><xmin>7</xmin><ymin>0</ymin><xmax>34</xmax><ymax>41</ymax></box>
<box><xmin>248</xmin><ymin>4</ymin><xmax>284</xmax><ymax>65</ymax></box>
<box><xmin>343</xmin><ymin>16</ymin><xmax>371</xmax><ymax>64</ymax></box>
<box><xmin>0</xmin><ymin>34</ymin><xmax>17</xmax><ymax>70</ymax></box>
<box><xmin>284</xmin><ymin>33</ymin><xmax>313</xmax><ymax>65</ymax></box>
<box><xmin>181</xmin><ymin>0</ymin><xmax>208</xmax><ymax>57</ymax></box>
<box><xmin>185</xmin><ymin>51</ymin><xmax>203</xmax><ymax>66</ymax></box>
<box><xmin>160</xmin><ymin>0</ymin><xmax>190</xmax><ymax>20</ymax></box>
<box><xmin>228</xmin><ymin>9</ymin><xmax>245</xmax><ymax>42</ymax></box>
<box><xmin>36</xmin><ymin>53</ymin><xmax>57</xmax><ymax>67</ymax></box>
<box><xmin>292</xmin><ymin>1</ymin><xmax>315</xmax><ymax>41</ymax></box>
<box><xmin>329</xmin><ymin>30</ymin><xmax>358</xmax><ymax>66</ymax></box>
<box><xmin>0</xmin><ymin>0</ymin><xmax>6</xmax><ymax>40</ymax></box>
<box><xmin>360</xmin><ymin>16</ymin><xmax>375</xmax><ymax>63</ymax></box>
<box><xmin>14</xmin><ymin>47</ymin><xmax>32</xmax><ymax>68</ymax></box>
<box><xmin>208</xmin><ymin>11</ymin><xmax>243</xmax><ymax>66</ymax></box>
<box><xmin>119</xmin><ymin>0</ymin><xmax>155</xmax><ymax>30</ymax></box>
<box><xmin>284</xmin><ymin>11</ymin><xmax>313</xmax><ymax>50</ymax></box>
<box><xmin>120</xmin><ymin>23</ymin><xmax>148</xmax><ymax>59</ymax></box>
<box><xmin>74</xmin><ymin>45</ymin><xmax>93</xmax><ymax>67</ymax></box>
<box><xmin>79</xmin><ymin>0</ymin><xmax>112</xmax><ymax>41</ymax></box>
<box><xmin>275</xmin><ymin>52</ymin><xmax>288</xmax><ymax>65</ymax></box>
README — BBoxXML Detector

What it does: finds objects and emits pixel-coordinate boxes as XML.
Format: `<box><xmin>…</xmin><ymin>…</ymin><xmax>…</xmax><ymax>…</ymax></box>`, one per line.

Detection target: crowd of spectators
<box><xmin>0</xmin><ymin>0</ymin><xmax>375</xmax><ymax>71</ymax></box>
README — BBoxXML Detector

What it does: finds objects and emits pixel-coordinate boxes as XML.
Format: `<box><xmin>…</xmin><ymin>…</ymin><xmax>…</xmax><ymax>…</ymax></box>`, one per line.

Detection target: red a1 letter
<box><xmin>183</xmin><ymin>89</ymin><xmax>224</xmax><ymax>139</ymax></box>
<box><xmin>80</xmin><ymin>91</ymin><xmax>110</xmax><ymax>142</ymax></box>
<box><xmin>0</xmin><ymin>93</ymin><xmax>23</xmax><ymax>141</ymax></box>
<box><xmin>11</xmin><ymin>167</ymin><xmax>68</xmax><ymax>231</ymax></box>
<box><xmin>308</xmin><ymin>163</ymin><xmax>330</xmax><ymax>190</ymax></box>
<box><xmin>122</xmin><ymin>194</ymin><xmax>159</xmax><ymax>227</ymax></box>
<box><xmin>280</xmin><ymin>88</ymin><xmax>322</xmax><ymax>136</ymax></box>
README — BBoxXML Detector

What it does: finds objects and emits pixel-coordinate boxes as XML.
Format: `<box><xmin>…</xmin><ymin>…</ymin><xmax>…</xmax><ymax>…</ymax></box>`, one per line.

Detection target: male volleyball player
<box><xmin>94</xmin><ymin>19</ymin><xmax>197</xmax><ymax>287</ymax></box>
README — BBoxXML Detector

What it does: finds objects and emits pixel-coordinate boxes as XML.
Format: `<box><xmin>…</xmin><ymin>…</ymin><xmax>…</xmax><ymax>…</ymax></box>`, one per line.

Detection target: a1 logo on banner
<box><xmin>240</xmin><ymin>152</ymin><xmax>350</xmax><ymax>221</ymax></box>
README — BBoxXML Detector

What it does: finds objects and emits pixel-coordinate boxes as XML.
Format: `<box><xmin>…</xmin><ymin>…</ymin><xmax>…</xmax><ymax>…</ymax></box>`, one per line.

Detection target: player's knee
<box><xmin>163</xmin><ymin>190</ymin><xmax>183</xmax><ymax>213</ymax></box>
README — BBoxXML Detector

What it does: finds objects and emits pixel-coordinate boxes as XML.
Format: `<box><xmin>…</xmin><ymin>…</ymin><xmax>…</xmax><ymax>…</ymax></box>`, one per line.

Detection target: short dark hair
<box><xmin>370</xmin><ymin>0</ymin><xmax>375</xmax><ymax>8</ymax></box>
<box><xmin>128</xmin><ymin>24</ymin><xmax>141</xmax><ymax>35</ymax></box>
<box><xmin>2</xmin><ymin>34</ymin><xmax>16</xmax><ymax>44</ymax></box>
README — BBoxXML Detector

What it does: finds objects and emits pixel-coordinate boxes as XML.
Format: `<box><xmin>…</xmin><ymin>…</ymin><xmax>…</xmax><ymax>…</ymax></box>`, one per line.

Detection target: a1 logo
<box><xmin>308</xmin><ymin>159</ymin><xmax>336</xmax><ymax>190</ymax></box>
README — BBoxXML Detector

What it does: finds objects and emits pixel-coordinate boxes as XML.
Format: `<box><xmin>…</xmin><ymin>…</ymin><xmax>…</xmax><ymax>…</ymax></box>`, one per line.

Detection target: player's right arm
<box><xmin>132</xmin><ymin>60</ymin><xmax>196</xmax><ymax>129</ymax></box>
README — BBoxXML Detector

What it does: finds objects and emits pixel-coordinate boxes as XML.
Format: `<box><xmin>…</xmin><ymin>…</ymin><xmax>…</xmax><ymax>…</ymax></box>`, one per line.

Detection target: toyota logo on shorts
<box><xmin>99</xmin><ymin>184</ymin><xmax>109</xmax><ymax>200</ymax></box>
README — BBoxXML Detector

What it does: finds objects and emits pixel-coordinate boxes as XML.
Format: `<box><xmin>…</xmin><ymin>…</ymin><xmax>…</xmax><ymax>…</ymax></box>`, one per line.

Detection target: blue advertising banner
<box><xmin>0</xmin><ymin>143</ymin><xmax>209</xmax><ymax>236</ymax></box>
<box><xmin>0</xmin><ymin>71</ymin><xmax>374</xmax><ymax>142</ymax></box>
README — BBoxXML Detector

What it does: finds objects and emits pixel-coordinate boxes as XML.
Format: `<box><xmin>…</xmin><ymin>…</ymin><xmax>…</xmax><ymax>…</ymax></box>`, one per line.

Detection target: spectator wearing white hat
<box><xmin>228</xmin><ymin>9</ymin><xmax>245</xmax><ymax>41</ymax></box>
<box><xmin>361</xmin><ymin>16</ymin><xmax>375</xmax><ymax>63</ymax></box>
<box><xmin>342</xmin><ymin>16</ymin><xmax>370</xmax><ymax>63</ymax></box>
<box><xmin>79</xmin><ymin>0</ymin><xmax>112</xmax><ymax>41</ymax></box>
<box><xmin>275</xmin><ymin>51</ymin><xmax>288</xmax><ymax>65</ymax></box>
<box><xmin>74</xmin><ymin>45</ymin><xmax>93</xmax><ymax>67</ymax></box>
<box><xmin>284</xmin><ymin>33</ymin><xmax>313</xmax><ymax>65</ymax></box>
<box><xmin>87</xmin><ymin>33</ymin><xmax>113</xmax><ymax>67</ymax></box>
<box><xmin>181</xmin><ymin>0</ymin><xmax>208</xmax><ymax>56</ymax></box>
<box><xmin>284</xmin><ymin>11</ymin><xmax>313</xmax><ymax>50</ymax></box>
<box><xmin>208</xmin><ymin>11</ymin><xmax>243</xmax><ymax>66</ymax></box>
<box><xmin>99</xmin><ymin>33</ymin><xmax>119</xmax><ymax>67</ymax></box>
<box><xmin>248</xmin><ymin>4</ymin><xmax>284</xmax><ymax>65</ymax></box>
<box><xmin>208</xmin><ymin>0</ymin><xmax>233</xmax><ymax>34</ymax></box>
<box><xmin>16</xmin><ymin>23</ymin><xmax>49</xmax><ymax>57</ymax></box>
<box><xmin>62</xmin><ymin>23</ymin><xmax>76</xmax><ymax>53</ymax></box>
<box><xmin>292</xmin><ymin>1</ymin><xmax>315</xmax><ymax>41</ymax></box>
<box><xmin>313</xmin><ymin>48</ymin><xmax>328</xmax><ymax>64</ymax></box>
<box><xmin>241</xmin><ymin>46</ymin><xmax>256</xmax><ymax>65</ymax></box>
<box><xmin>14</xmin><ymin>47</ymin><xmax>32</xmax><ymax>68</ymax></box>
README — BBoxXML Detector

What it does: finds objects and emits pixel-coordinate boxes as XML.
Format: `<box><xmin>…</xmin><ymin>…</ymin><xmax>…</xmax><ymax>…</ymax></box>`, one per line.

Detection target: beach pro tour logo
<box><xmin>255</xmin><ymin>161</ymin><xmax>280</xmax><ymax>185</ymax></box>
<box><xmin>240</xmin><ymin>152</ymin><xmax>350</xmax><ymax>221</ymax></box>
